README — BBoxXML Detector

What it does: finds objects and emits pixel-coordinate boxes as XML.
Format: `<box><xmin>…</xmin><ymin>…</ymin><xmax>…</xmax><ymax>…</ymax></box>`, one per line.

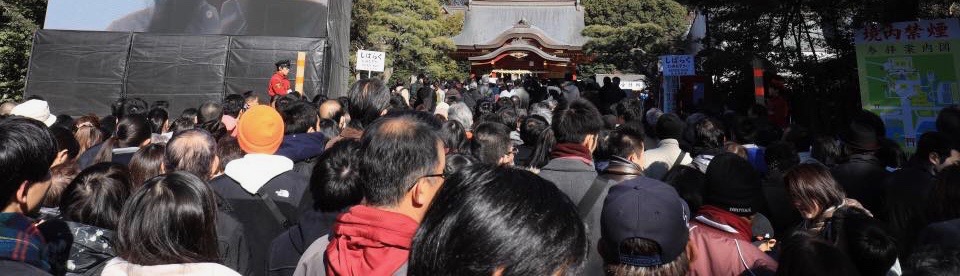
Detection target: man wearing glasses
<box><xmin>297</xmin><ymin>111</ymin><xmax>446</xmax><ymax>276</ymax></box>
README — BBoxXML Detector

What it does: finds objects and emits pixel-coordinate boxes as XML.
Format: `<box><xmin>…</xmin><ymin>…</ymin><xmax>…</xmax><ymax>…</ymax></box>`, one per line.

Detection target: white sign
<box><xmin>619</xmin><ymin>81</ymin><xmax>645</xmax><ymax>91</ymax></box>
<box><xmin>356</xmin><ymin>50</ymin><xmax>386</xmax><ymax>72</ymax></box>
<box><xmin>660</xmin><ymin>55</ymin><xmax>695</xmax><ymax>76</ymax></box>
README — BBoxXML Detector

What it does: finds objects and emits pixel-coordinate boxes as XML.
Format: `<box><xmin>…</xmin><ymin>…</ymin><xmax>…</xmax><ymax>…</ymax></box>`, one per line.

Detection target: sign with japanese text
<box><xmin>356</xmin><ymin>50</ymin><xmax>386</xmax><ymax>72</ymax></box>
<box><xmin>855</xmin><ymin>18</ymin><xmax>960</xmax><ymax>148</ymax></box>
<box><xmin>660</xmin><ymin>55</ymin><xmax>695</xmax><ymax>76</ymax></box>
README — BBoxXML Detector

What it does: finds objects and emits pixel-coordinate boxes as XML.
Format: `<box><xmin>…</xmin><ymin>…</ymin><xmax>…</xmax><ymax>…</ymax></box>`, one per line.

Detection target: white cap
<box><xmin>11</xmin><ymin>99</ymin><xmax>57</xmax><ymax>127</ymax></box>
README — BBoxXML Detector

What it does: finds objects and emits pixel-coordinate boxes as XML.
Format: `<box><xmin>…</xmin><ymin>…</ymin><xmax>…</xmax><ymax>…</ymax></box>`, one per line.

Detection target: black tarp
<box><xmin>25</xmin><ymin>30</ymin><xmax>327</xmax><ymax>116</ymax></box>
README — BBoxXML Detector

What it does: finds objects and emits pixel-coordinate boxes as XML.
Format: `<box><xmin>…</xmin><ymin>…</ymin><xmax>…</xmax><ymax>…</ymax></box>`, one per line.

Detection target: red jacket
<box><xmin>688</xmin><ymin>216</ymin><xmax>778</xmax><ymax>276</ymax></box>
<box><xmin>325</xmin><ymin>205</ymin><xmax>417</xmax><ymax>276</ymax></box>
<box><xmin>269</xmin><ymin>72</ymin><xmax>290</xmax><ymax>97</ymax></box>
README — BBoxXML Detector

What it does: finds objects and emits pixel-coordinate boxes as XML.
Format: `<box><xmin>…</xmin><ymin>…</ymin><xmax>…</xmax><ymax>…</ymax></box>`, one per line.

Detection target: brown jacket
<box><xmin>324</xmin><ymin>127</ymin><xmax>363</xmax><ymax>150</ymax></box>
<box><xmin>688</xmin><ymin>218</ymin><xmax>778</xmax><ymax>276</ymax></box>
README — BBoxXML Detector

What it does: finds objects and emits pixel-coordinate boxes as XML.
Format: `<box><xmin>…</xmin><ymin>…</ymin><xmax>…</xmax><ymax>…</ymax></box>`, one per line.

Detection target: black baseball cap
<box><xmin>601</xmin><ymin>178</ymin><xmax>690</xmax><ymax>267</ymax></box>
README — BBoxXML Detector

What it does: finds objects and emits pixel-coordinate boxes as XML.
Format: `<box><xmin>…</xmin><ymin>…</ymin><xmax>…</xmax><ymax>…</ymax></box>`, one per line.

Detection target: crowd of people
<box><xmin>1</xmin><ymin>71</ymin><xmax>960</xmax><ymax>276</ymax></box>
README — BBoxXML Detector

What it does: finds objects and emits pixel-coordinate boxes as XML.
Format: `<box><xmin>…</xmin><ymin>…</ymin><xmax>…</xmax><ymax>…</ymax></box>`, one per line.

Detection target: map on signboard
<box><xmin>856</xmin><ymin>19</ymin><xmax>960</xmax><ymax>148</ymax></box>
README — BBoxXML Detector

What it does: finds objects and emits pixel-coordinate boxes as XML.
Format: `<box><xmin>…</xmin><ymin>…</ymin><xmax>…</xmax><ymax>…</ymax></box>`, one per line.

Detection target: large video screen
<box><xmin>44</xmin><ymin>0</ymin><xmax>330</xmax><ymax>38</ymax></box>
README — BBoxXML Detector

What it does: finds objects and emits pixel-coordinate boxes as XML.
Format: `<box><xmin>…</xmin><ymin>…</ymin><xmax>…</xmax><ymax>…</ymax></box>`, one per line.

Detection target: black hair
<box><xmin>440</xmin><ymin>120</ymin><xmax>468</xmax><ymax>154</ymax></box>
<box><xmin>765</xmin><ymin>141</ymin><xmax>800</xmax><ymax>172</ymax></box>
<box><xmin>913</xmin><ymin>131</ymin><xmax>956</xmax><ymax>168</ymax></box>
<box><xmin>552</xmin><ymin>99</ymin><xmax>604</xmax><ymax>144</ymax></box>
<box><xmin>470</xmin><ymin>122</ymin><xmax>512</xmax><ymax>165</ymax></box>
<box><xmin>348</xmin><ymin>78</ymin><xmax>392</xmax><ymax>130</ymax></box>
<box><xmin>692</xmin><ymin>117</ymin><xmax>726</xmax><ymax>155</ymax></box>
<box><xmin>0</xmin><ymin>117</ymin><xmax>57</xmax><ymax>207</ymax></box>
<box><xmin>662</xmin><ymin>165</ymin><xmax>707</xmax><ymax>212</ymax></box>
<box><xmin>784</xmin><ymin>124</ymin><xmax>814</xmax><ymax>153</ymax></box>
<box><xmin>495</xmin><ymin>108</ymin><xmax>519</xmax><ymax>130</ymax></box>
<box><xmin>216</xmin><ymin>137</ymin><xmax>243</xmax><ymax>175</ymax></box>
<box><xmin>129</xmin><ymin>143</ymin><xmax>165</xmax><ymax>188</ymax></box>
<box><xmin>312</xmin><ymin>94</ymin><xmax>329</xmax><ymax>105</ymax></box>
<box><xmin>275</xmin><ymin>60</ymin><xmax>292</xmax><ymax>70</ymax></box>
<box><xmin>519</xmin><ymin>115</ymin><xmax>554</xmax><ymax>169</ymax></box>
<box><xmin>812</xmin><ymin>136</ymin><xmax>842</xmax><ymax>167</ymax></box>
<box><xmin>733</xmin><ymin>117</ymin><xmax>759</xmax><ymax>144</ymax></box>
<box><xmin>60</xmin><ymin>163</ymin><xmax>132</xmax><ymax>230</ymax></box>
<box><xmin>444</xmin><ymin>154</ymin><xmax>478</xmax><ymax>177</ymax></box>
<box><xmin>281</xmin><ymin>101</ymin><xmax>319</xmax><ymax>135</ymax></box>
<box><xmin>51</xmin><ymin>114</ymin><xmax>77</xmax><ymax>133</ymax></box>
<box><xmin>112</xmin><ymin>98</ymin><xmax>148</xmax><ymax>118</ymax></box>
<box><xmin>165</xmin><ymin>129</ymin><xmax>218</xmax><ymax>180</ymax></box>
<box><xmin>310</xmin><ymin>140</ymin><xmax>363</xmax><ymax>212</ymax></box>
<box><xmin>829</xmin><ymin>207</ymin><xmax>898</xmax><ymax>276</ymax></box>
<box><xmin>655</xmin><ymin>113</ymin><xmax>685</xmax><ymax>141</ymax></box>
<box><xmin>614</xmin><ymin>98</ymin><xmax>644</xmax><ymax>123</ymax></box>
<box><xmin>317</xmin><ymin>119</ymin><xmax>340</xmax><ymax>139</ymax></box>
<box><xmin>414</xmin><ymin>86</ymin><xmax>436</xmax><ymax>112</ymax></box>
<box><xmin>223</xmin><ymin>94</ymin><xmax>245</xmax><ymax>118</ymax></box>
<box><xmin>94</xmin><ymin>114</ymin><xmax>151</xmax><ymax>164</ymax></box>
<box><xmin>99</xmin><ymin>115</ymin><xmax>118</xmax><ymax>140</ymax></box>
<box><xmin>197</xmin><ymin>102</ymin><xmax>226</xmax><ymax>141</ymax></box>
<box><xmin>606</xmin><ymin>121</ymin><xmax>646</xmax><ymax>159</ymax></box>
<box><xmin>179</xmin><ymin>108</ymin><xmax>199</xmax><ymax>121</ymax></box>
<box><xmin>50</xmin><ymin>126</ymin><xmax>80</xmax><ymax>162</ymax></box>
<box><xmin>409</xmin><ymin>165</ymin><xmax>588</xmax><ymax>275</ymax></box>
<box><xmin>388</xmin><ymin>93</ymin><xmax>411</xmax><ymax>111</ymax></box>
<box><xmin>169</xmin><ymin>117</ymin><xmax>197</xmax><ymax>134</ymax></box>
<box><xmin>358</xmin><ymin>111</ymin><xmax>443</xmax><ymax>206</ymax></box>
<box><xmin>243</xmin><ymin>91</ymin><xmax>260</xmax><ymax>104</ymax></box>
<box><xmin>606</xmin><ymin>238</ymin><xmax>690</xmax><ymax>276</ymax></box>
<box><xmin>878</xmin><ymin>138</ymin><xmax>907</xmax><ymax>170</ymax></box>
<box><xmin>777</xmin><ymin>232</ymin><xmax>861</xmax><ymax>276</ymax></box>
<box><xmin>116</xmin><ymin>172</ymin><xmax>219</xmax><ymax>266</ymax></box>
<box><xmin>926</xmin><ymin>165</ymin><xmax>960</xmax><ymax>224</ymax></box>
<box><xmin>147</xmin><ymin>107</ymin><xmax>169</xmax><ymax>134</ymax></box>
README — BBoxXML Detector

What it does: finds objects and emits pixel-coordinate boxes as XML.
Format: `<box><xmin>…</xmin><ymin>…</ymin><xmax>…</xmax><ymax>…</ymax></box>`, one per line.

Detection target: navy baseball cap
<box><xmin>601</xmin><ymin>178</ymin><xmax>690</xmax><ymax>267</ymax></box>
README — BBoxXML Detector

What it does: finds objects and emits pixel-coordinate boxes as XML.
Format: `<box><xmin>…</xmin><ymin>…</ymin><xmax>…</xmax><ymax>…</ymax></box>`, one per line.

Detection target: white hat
<box><xmin>434</xmin><ymin>102</ymin><xmax>450</xmax><ymax>118</ymax></box>
<box><xmin>11</xmin><ymin>99</ymin><xmax>57</xmax><ymax>127</ymax></box>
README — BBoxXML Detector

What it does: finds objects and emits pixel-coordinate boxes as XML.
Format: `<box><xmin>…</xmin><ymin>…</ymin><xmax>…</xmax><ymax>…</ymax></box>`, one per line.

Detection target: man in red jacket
<box><xmin>269</xmin><ymin>60</ymin><xmax>292</xmax><ymax>100</ymax></box>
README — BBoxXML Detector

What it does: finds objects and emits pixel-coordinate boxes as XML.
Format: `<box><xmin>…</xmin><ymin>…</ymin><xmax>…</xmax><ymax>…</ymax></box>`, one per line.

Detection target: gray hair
<box><xmin>530</xmin><ymin>102</ymin><xmax>553</xmax><ymax>125</ymax></box>
<box><xmin>448</xmin><ymin>102</ymin><xmax>474</xmax><ymax>130</ymax></box>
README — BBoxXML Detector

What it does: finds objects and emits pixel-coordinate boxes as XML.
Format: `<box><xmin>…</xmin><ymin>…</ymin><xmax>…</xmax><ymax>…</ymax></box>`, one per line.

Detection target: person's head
<box><xmin>655</xmin><ymin>113</ymin><xmax>685</xmax><ymax>141</ymax></box>
<box><xmin>95</xmin><ymin>114</ymin><xmax>152</xmax><ymax>163</ymax></box>
<box><xmin>214</xmin><ymin>137</ymin><xmax>243</xmax><ymax>176</ymax></box>
<box><xmin>703</xmin><ymin>153</ymin><xmax>764</xmax><ymax>216</ymax></box>
<box><xmin>11</xmin><ymin>99</ymin><xmax>57</xmax><ymax>127</ymax></box>
<box><xmin>606</xmin><ymin>121</ymin><xmax>646</xmax><ymax>164</ymax></box>
<box><xmin>197</xmin><ymin>101</ymin><xmax>226</xmax><ymax>139</ymax></box>
<box><xmin>440</xmin><ymin>120</ymin><xmax>468</xmax><ymax>154</ymax></box>
<box><xmin>662</xmin><ymin>165</ymin><xmax>707</xmax><ymax>212</ymax></box>
<box><xmin>116</xmin><ymin>172</ymin><xmax>219</xmax><ymax>266</ymax></box>
<box><xmin>937</xmin><ymin>105</ymin><xmax>960</xmax><ymax>136</ymax></box>
<box><xmin>913</xmin><ymin>131</ymin><xmax>960</xmax><ymax>172</ymax></box>
<box><xmin>471</xmin><ymin>122</ymin><xmax>514</xmax><ymax>166</ymax></box>
<box><xmin>236</xmin><ymin>105</ymin><xmax>285</xmax><ymax>155</ymax></box>
<box><xmin>693</xmin><ymin>117</ymin><xmax>725</xmax><ymax>153</ymax></box>
<box><xmin>275</xmin><ymin>60</ymin><xmax>291</xmax><ymax>76</ymax></box>
<box><xmin>765</xmin><ymin>141</ymin><xmax>800</xmax><ymax>172</ymax></box>
<box><xmin>147</xmin><ymin>107</ymin><xmax>169</xmax><ymax>134</ymax></box>
<box><xmin>348</xmin><ymin>78</ymin><xmax>391</xmax><ymax>130</ymax></box>
<box><xmin>169</xmin><ymin>117</ymin><xmax>196</xmax><ymax>134</ymax></box>
<box><xmin>60</xmin><ymin>163</ymin><xmax>132</xmax><ymax>230</ymax></box>
<box><xmin>318</xmin><ymin>99</ymin><xmax>342</xmax><ymax>120</ymax></box>
<box><xmin>243</xmin><ymin>91</ymin><xmax>260</xmax><ymax>107</ymax></box>
<box><xmin>180</xmin><ymin>108</ymin><xmax>199</xmax><ymax>123</ymax></box>
<box><xmin>222</xmin><ymin>94</ymin><xmax>245</xmax><ymax>118</ymax></box>
<box><xmin>443</xmin><ymin>154</ymin><xmax>478</xmax><ymax>177</ymax></box>
<box><xmin>784</xmin><ymin>124</ymin><xmax>813</xmax><ymax>153</ymax></box>
<box><xmin>784</xmin><ymin>164</ymin><xmax>846</xmax><ymax>220</ymax></box>
<box><xmin>0</xmin><ymin>117</ymin><xmax>57</xmax><ymax>214</ymax></box>
<box><xmin>553</xmin><ymin>99</ymin><xmax>604</xmax><ymax>150</ymax></box>
<box><xmin>165</xmin><ymin>129</ymin><xmax>219</xmax><ymax>180</ymax></box>
<box><xmin>841</xmin><ymin>117</ymin><xmax>882</xmax><ymax>155</ymax></box>
<box><xmin>926</xmin><ymin>165</ymin><xmax>960</xmax><ymax>223</ymax></box>
<box><xmin>358</xmin><ymin>111</ymin><xmax>444</xmax><ymax>222</ymax></box>
<box><xmin>310</xmin><ymin>140</ymin><xmax>363</xmax><ymax>212</ymax></box>
<box><xmin>830</xmin><ymin>207</ymin><xmax>898</xmax><ymax>276</ymax></box>
<box><xmin>129</xmin><ymin>143</ymin><xmax>166</xmax><ymax>187</ymax></box>
<box><xmin>601</xmin><ymin>177</ymin><xmax>690</xmax><ymax>276</ymax></box>
<box><xmin>614</xmin><ymin>98</ymin><xmax>644</xmax><ymax>124</ymax></box>
<box><xmin>812</xmin><ymin>136</ymin><xmax>842</xmax><ymax>167</ymax></box>
<box><xmin>495</xmin><ymin>108</ymin><xmax>519</xmax><ymax>130</ymax></box>
<box><xmin>43</xmin><ymin>162</ymin><xmax>79</xmax><ymax>209</ymax></box>
<box><xmin>75</xmin><ymin>122</ymin><xmax>103</xmax><ymax>157</ymax></box>
<box><xmin>281</xmin><ymin>101</ymin><xmax>320</xmax><ymax>135</ymax></box>
<box><xmin>777</xmin><ymin>232</ymin><xmax>860</xmax><ymax>276</ymax></box>
<box><xmin>733</xmin><ymin>117</ymin><xmax>759</xmax><ymax>145</ymax></box>
<box><xmin>447</xmin><ymin>102</ymin><xmax>473</xmax><ymax>130</ymax></box>
<box><xmin>409</xmin><ymin>165</ymin><xmax>587</xmax><ymax>275</ymax></box>
<box><xmin>50</xmin><ymin>126</ymin><xmax>80</xmax><ymax>166</ymax></box>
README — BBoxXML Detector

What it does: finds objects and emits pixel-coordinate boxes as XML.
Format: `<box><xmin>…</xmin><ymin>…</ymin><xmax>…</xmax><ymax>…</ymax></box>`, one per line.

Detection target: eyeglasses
<box><xmin>419</xmin><ymin>174</ymin><xmax>446</xmax><ymax>180</ymax></box>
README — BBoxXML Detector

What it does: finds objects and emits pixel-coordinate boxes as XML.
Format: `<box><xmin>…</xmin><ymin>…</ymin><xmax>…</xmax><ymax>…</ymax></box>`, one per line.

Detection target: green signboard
<box><xmin>856</xmin><ymin>19</ymin><xmax>960</xmax><ymax>148</ymax></box>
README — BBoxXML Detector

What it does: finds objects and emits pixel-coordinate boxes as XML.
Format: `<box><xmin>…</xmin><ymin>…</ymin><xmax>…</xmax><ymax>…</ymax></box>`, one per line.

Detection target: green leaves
<box><xmin>0</xmin><ymin>0</ymin><xmax>46</xmax><ymax>100</ymax></box>
<box><xmin>581</xmin><ymin>0</ymin><xmax>687</xmax><ymax>76</ymax></box>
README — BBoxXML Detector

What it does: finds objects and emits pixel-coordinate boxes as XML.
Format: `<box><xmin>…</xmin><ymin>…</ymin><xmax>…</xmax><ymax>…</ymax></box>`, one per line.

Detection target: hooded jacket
<box><xmin>41</xmin><ymin>220</ymin><xmax>116</xmax><ymax>276</ymax></box>
<box><xmin>688</xmin><ymin>212</ymin><xmax>778</xmax><ymax>276</ymax></box>
<box><xmin>323</xmin><ymin>205</ymin><xmax>417</xmax><ymax>276</ymax></box>
<box><xmin>277</xmin><ymin>133</ymin><xmax>328</xmax><ymax>163</ymax></box>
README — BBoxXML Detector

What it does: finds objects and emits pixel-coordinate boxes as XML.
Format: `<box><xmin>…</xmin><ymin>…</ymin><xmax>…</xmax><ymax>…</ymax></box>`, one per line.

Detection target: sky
<box><xmin>44</xmin><ymin>0</ymin><xmax>153</xmax><ymax>31</ymax></box>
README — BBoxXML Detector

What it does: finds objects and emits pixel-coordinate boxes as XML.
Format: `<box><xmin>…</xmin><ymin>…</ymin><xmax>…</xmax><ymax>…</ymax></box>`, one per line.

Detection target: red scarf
<box><xmin>326</xmin><ymin>205</ymin><xmax>418</xmax><ymax>276</ymax></box>
<box><xmin>551</xmin><ymin>143</ymin><xmax>593</xmax><ymax>164</ymax></box>
<box><xmin>697</xmin><ymin>205</ymin><xmax>753</xmax><ymax>242</ymax></box>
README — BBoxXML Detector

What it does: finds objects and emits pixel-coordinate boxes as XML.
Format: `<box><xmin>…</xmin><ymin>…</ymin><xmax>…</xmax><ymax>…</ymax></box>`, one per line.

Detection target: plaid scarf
<box><xmin>0</xmin><ymin>213</ymin><xmax>50</xmax><ymax>272</ymax></box>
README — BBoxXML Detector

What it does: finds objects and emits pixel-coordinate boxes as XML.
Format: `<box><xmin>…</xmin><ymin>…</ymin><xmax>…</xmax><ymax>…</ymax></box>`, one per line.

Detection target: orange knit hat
<box><xmin>236</xmin><ymin>105</ymin><xmax>285</xmax><ymax>154</ymax></box>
